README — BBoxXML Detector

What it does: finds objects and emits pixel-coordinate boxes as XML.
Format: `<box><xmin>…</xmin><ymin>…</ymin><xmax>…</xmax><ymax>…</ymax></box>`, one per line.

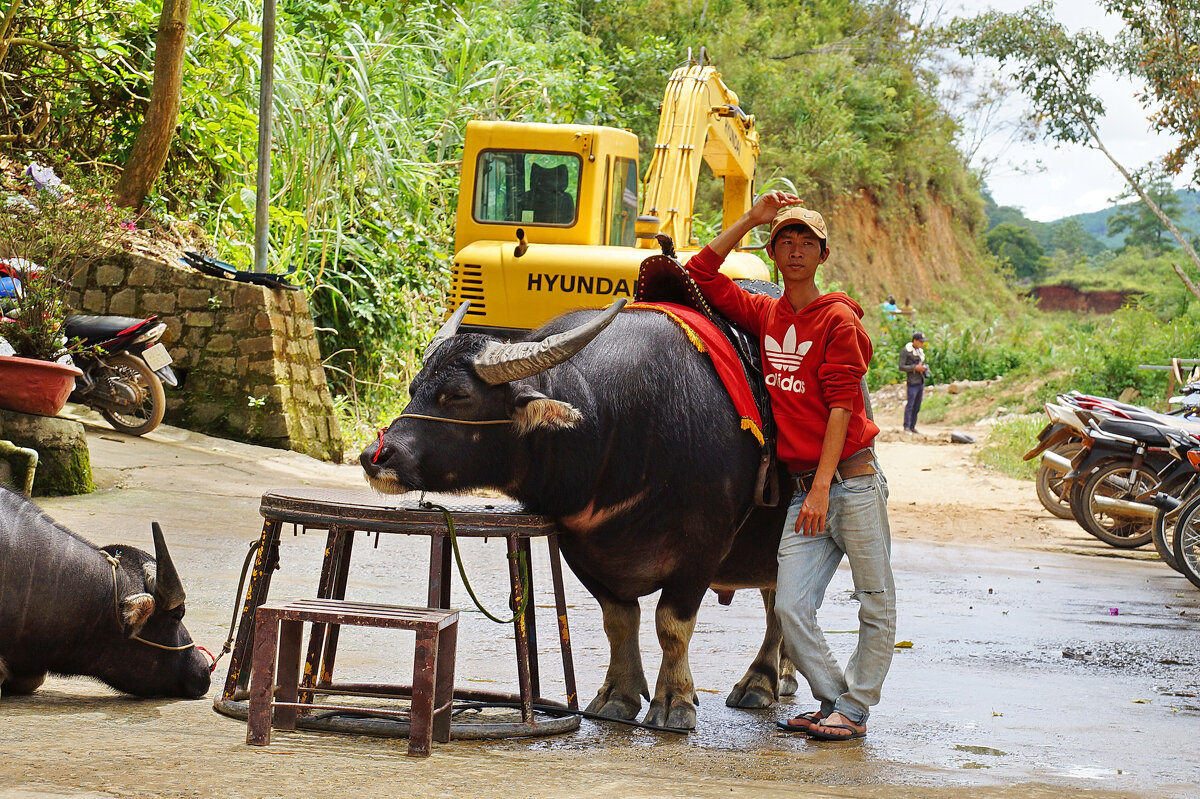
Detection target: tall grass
<box><xmin>178</xmin><ymin>0</ymin><xmax>623</xmax><ymax>447</ymax></box>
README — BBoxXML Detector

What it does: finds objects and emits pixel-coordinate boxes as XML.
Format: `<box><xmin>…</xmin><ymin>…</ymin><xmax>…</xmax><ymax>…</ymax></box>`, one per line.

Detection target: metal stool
<box><xmin>246</xmin><ymin>598</ymin><xmax>459</xmax><ymax>757</ymax></box>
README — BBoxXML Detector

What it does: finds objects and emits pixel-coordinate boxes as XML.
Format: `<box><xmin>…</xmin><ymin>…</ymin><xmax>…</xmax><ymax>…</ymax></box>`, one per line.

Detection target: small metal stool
<box><xmin>246</xmin><ymin>598</ymin><xmax>459</xmax><ymax>757</ymax></box>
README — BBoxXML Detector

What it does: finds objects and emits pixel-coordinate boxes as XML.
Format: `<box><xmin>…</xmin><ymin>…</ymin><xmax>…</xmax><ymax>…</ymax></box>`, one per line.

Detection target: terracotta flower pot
<box><xmin>0</xmin><ymin>355</ymin><xmax>83</xmax><ymax>417</ymax></box>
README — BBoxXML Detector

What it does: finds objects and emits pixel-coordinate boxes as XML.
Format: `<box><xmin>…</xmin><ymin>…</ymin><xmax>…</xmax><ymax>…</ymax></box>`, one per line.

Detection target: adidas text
<box><xmin>766</xmin><ymin>373</ymin><xmax>806</xmax><ymax>393</ymax></box>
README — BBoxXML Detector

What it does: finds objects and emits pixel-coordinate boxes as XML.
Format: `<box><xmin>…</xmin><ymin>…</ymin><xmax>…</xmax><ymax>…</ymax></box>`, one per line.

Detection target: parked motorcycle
<box><xmin>1</xmin><ymin>258</ymin><xmax>175</xmax><ymax>435</ymax></box>
<box><xmin>1027</xmin><ymin>392</ymin><xmax>1200</xmax><ymax>548</ymax></box>
<box><xmin>1166</xmin><ymin>488</ymin><xmax>1200</xmax><ymax>590</ymax></box>
<box><xmin>64</xmin><ymin>314</ymin><xmax>177</xmax><ymax>436</ymax></box>
<box><xmin>1024</xmin><ymin>402</ymin><xmax>1086</xmax><ymax>519</ymax></box>
<box><xmin>1065</xmin><ymin>419</ymin><xmax>1197</xmax><ymax>548</ymax></box>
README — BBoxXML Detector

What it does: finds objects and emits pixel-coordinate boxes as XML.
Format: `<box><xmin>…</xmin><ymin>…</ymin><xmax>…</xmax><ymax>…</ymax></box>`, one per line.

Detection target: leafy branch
<box><xmin>949</xmin><ymin>0</ymin><xmax>1200</xmax><ymax>299</ymax></box>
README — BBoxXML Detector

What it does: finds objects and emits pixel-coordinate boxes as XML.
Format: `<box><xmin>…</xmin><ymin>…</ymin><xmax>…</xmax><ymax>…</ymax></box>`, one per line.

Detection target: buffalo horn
<box><xmin>423</xmin><ymin>301</ymin><xmax>472</xmax><ymax>364</ymax></box>
<box><xmin>473</xmin><ymin>299</ymin><xmax>627</xmax><ymax>385</ymax></box>
<box><xmin>151</xmin><ymin>522</ymin><xmax>187</xmax><ymax>611</ymax></box>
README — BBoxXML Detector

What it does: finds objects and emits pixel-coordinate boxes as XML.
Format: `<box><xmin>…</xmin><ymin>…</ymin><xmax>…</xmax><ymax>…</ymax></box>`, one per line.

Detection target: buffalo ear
<box><xmin>509</xmin><ymin>384</ymin><xmax>582</xmax><ymax>433</ymax></box>
<box><xmin>119</xmin><ymin>593</ymin><xmax>155</xmax><ymax>636</ymax></box>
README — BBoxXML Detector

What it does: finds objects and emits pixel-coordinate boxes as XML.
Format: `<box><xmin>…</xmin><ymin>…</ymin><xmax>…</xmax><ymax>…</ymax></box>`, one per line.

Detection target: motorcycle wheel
<box><xmin>1068</xmin><ymin>479</ymin><xmax>1094</xmax><ymax>532</ymax></box>
<box><xmin>1035</xmin><ymin>442</ymin><xmax>1081</xmax><ymax>520</ymax></box>
<box><xmin>1079</xmin><ymin>459</ymin><xmax>1154</xmax><ymax>548</ymax></box>
<box><xmin>1151</xmin><ymin>481</ymin><xmax>1199</xmax><ymax>573</ymax></box>
<box><xmin>1151</xmin><ymin>508</ymin><xmax>1183</xmax><ymax>573</ymax></box>
<box><xmin>1172</xmin><ymin>494</ymin><xmax>1200</xmax><ymax>590</ymax></box>
<box><xmin>100</xmin><ymin>352</ymin><xmax>166</xmax><ymax>436</ymax></box>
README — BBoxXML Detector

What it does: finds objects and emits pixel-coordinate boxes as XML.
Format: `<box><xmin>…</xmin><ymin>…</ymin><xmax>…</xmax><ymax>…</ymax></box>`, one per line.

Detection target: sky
<box><xmin>943</xmin><ymin>0</ymin><xmax>1179</xmax><ymax>222</ymax></box>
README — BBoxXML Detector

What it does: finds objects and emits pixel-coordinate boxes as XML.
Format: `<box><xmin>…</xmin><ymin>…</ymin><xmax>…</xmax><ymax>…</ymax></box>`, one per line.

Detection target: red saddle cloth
<box><xmin>626</xmin><ymin>301</ymin><xmax>763</xmax><ymax>446</ymax></box>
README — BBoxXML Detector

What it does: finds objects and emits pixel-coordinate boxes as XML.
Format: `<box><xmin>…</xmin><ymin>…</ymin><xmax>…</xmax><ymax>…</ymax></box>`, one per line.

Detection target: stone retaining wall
<box><xmin>65</xmin><ymin>252</ymin><xmax>343</xmax><ymax>462</ymax></box>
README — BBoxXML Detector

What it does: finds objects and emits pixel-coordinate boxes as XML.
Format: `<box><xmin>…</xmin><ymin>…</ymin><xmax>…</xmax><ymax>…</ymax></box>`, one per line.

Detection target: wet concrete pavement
<box><xmin>5</xmin><ymin>414</ymin><xmax>1199</xmax><ymax>798</ymax></box>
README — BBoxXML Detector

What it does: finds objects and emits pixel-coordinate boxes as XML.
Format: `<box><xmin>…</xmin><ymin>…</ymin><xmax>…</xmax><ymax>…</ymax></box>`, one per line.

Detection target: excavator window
<box><xmin>608</xmin><ymin>157</ymin><xmax>638</xmax><ymax>247</ymax></box>
<box><xmin>474</xmin><ymin>150</ymin><xmax>580</xmax><ymax>226</ymax></box>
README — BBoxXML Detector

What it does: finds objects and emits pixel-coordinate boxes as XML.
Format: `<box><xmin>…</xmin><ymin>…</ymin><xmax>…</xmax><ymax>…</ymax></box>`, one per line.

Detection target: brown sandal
<box><xmin>776</xmin><ymin>711</ymin><xmax>822</xmax><ymax>732</ymax></box>
<box><xmin>807</xmin><ymin>721</ymin><xmax>866</xmax><ymax>741</ymax></box>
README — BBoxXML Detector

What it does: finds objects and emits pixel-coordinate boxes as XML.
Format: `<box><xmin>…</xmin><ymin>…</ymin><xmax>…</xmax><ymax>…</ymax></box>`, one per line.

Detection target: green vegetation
<box><xmin>1105</xmin><ymin>179</ymin><xmax>1195</xmax><ymax>252</ymax></box>
<box><xmin>977</xmin><ymin>415</ymin><xmax>1043</xmax><ymax>481</ymax></box>
<box><xmin>0</xmin><ymin>168</ymin><xmax>129</xmax><ymax>361</ymax></box>
<box><xmin>1068</xmin><ymin>189</ymin><xmax>1200</xmax><ymax>250</ymax></box>
<box><xmin>873</xmin><ymin>303</ymin><xmax>1200</xmax><ymax>402</ymax></box>
<box><xmin>949</xmin><ymin>0</ymin><xmax>1200</xmax><ymax>297</ymax></box>
<box><xmin>3</xmin><ymin>0</ymin><xmax>986</xmax><ymax>447</ymax></box>
<box><xmin>981</xmin><ymin>191</ymin><xmax>1197</xmax><ymax>297</ymax></box>
<box><xmin>983</xmin><ymin>223</ymin><xmax>1047</xmax><ymax>281</ymax></box>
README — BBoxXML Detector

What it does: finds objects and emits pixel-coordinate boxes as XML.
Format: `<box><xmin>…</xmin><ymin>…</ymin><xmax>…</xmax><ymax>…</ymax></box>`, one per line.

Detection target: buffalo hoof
<box><xmin>779</xmin><ymin>655</ymin><xmax>798</xmax><ymax>697</ymax></box>
<box><xmin>778</xmin><ymin>671</ymin><xmax>799</xmax><ymax>697</ymax></box>
<box><xmin>725</xmin><ymin>670</ymin><xmax>777</xmax><ymax>709</ymax></box>
<box><xmin>725</xmin><ymin>680</ymin><xmax>776</xmax><ymax>708</ymax></box>
<box><xmin>644</xmin><ymin>696</ymin><xmax>697</xmax><ymax>730</ymax></box>
<box><xmin>585</xmin><ymin>690</ymin><xmax>642</xmax><ymax>721</ymax></box>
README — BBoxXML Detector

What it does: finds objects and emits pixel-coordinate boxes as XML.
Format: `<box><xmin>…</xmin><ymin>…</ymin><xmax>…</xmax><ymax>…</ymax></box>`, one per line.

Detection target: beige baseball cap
<box><xmin>769</xmin><ymin>206</ymin><xmax>828</xmax><ymax>246</ymax></box>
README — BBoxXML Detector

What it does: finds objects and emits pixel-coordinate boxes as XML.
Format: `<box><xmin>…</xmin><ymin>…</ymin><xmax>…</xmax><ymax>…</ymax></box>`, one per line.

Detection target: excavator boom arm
<box><xmin>640</xmin><ymin>64</ymin><xmax>760</xmax><ymax>248</ymax></box>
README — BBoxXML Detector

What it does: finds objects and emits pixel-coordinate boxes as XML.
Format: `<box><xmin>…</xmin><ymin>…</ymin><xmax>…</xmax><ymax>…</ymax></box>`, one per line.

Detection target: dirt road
<box><xmin>2</xmin><ymin>404</ymin><xmax>1197</xmax><ymax>799</ymax></box>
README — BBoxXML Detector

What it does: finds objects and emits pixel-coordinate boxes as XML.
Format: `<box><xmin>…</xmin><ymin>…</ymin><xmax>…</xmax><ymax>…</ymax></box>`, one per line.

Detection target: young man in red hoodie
<box><xmin>686</xmin><ymin>190</ymin><xmax>895</xmax><ymax>741</ymax></box>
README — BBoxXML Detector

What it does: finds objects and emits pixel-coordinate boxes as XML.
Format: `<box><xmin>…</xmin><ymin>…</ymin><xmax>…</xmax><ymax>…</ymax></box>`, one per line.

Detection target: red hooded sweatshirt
<box><xmin>686</xmin><ymin>246</ymin><xmax>880</xmax><ymax>471</ymax></box>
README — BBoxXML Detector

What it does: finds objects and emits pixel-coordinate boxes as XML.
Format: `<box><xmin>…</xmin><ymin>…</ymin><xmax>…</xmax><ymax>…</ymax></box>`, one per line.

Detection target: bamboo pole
<box><xmin>0</xmin><ymin>0</ymin><xmax>25</xmax><ymax>68</ymax></box>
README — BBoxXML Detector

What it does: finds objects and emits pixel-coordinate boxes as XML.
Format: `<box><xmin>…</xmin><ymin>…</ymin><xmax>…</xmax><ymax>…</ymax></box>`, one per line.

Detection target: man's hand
<box><xmin>709</xmin><ymin>190</ymin><xmax>804</xmax><ymax>258</ymax></box>
<box><xmin>794</xmin><ymin>483</ymin><xmax>830</xmax><ymax>536</ymax></box>
<box><xmin>747</xmin><ymin>190</ymin><xmax>804</xmax><ymax>226</ymax></box>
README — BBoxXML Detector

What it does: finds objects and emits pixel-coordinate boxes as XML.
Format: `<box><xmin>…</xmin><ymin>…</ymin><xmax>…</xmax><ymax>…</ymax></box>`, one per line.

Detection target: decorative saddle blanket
<box><xmin>626</xmin><ymin>301</ymin><xmax>765</xmax><ymax>445</ymax></box>
<box><xmin>633</xmin><ymin>240</ymin><xmax>781</xmax><ymax>507</ymax></box>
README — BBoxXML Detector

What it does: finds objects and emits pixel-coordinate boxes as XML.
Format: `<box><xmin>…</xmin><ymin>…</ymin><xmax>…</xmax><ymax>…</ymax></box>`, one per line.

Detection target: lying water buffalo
<box><xmin>361</xmin><ymin>301</ymin><xmax>797</xmax><ymax>729</ymax></box>
<box><xmin>0</xmin><ymin>487</ymin><xmax>211</xmax><ymax>699</ymax></box>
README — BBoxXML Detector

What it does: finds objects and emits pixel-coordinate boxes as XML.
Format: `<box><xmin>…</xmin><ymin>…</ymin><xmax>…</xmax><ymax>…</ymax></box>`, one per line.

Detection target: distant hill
<box><xmin>981</xmin><ymin>192</ymin><xmax>1106</xmax><ymax>256</ymax></box>
<box><xmin>985</xmin><ymin>188</ymin><xmax>1200</xmax><ymax>251</ymax></box>
<box><xmin>1063</xmin><ymin>189</ymin><xmax>1199</xmax><ymax>248</ymax></box>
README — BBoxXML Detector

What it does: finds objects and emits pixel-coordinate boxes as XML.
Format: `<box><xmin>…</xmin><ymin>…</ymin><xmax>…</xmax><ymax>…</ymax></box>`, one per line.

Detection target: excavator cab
<box><xmin>474</xmin><ymin>151</ymin><xmax>579</xmax><ymax>226</ymax></box>
<box><xmin>449</xmin><ymin>62</ymin><xmax>769</xmax><ymax>337</ymax></box>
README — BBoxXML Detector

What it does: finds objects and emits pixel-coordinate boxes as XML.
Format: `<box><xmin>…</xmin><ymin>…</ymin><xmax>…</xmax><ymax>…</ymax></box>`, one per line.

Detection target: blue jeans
<box><xmin>775</xmin><ymin>464</ymin><xmax>895</xmax><ymax>725</ymax></box>
<box><xmin>904</xmin><ymin>382</ymin><xmax>924</xmax><ymax>430</ymax></box>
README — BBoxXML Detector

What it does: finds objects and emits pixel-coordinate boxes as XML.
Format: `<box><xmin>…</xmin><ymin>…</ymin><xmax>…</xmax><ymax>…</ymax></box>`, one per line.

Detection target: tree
<box><xmin>949</xmin><ymin>0</ymin><xmax>1200</xmax><ymax>299</ymax></box>
<box><xmin>1105</xmin><ymin>1</ymin><xmax>1200</xmax><ymax>185</ymax></box>
<box><xmin>984</xmin><ymin>222</ymin><xmax>1048</xmax><ymax>281</ymax></box>
<box><xmin>113</xmin><ymin>0</ymin><xmax>192</xmax><ymax>209</ymax></box>
<box><xmin>1106</xmin><ymin>179</ymin><xmax>1190</xmax><ymax>252</ymax></box>
<box><xmin>1048</xmin><ymin>217</ymin><xmax>1105</xmax><ymax>259</ymax></box>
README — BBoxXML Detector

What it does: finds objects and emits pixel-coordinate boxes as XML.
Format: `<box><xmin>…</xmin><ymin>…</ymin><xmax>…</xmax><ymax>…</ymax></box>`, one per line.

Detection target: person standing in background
<box><xmin>900</xmin><ymin>331</ymin><xmax>928</xmax><ymax>434</ymax></box>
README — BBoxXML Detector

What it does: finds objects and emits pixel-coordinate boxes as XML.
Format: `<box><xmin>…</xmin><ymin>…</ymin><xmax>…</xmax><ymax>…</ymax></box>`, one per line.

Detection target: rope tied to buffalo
<box><xmin>420</xmin><ymin>499</ymin><xmax>530</xmax><ymax>625</ymax></box>
<box><xmin>103</xmin><ymin>552</ymin><xmax>204</xmax><ymax>659</ymax></box>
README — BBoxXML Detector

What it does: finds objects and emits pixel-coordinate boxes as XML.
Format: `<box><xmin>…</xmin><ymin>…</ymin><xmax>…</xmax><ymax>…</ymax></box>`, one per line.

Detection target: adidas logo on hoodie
<box><xmin>765</xmin><ymin>325</ymin><xmax>812</xmax><ymax>393</ymax></box>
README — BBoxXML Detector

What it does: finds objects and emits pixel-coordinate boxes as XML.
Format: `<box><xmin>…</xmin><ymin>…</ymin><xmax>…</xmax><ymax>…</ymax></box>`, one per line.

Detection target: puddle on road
<box><xmin>1056</xmin><ymin>765</ymin><xmax>1123</xmax><ymax>780</ymax></box>
<box><xmin>953</xmin><ymin>744</ymin><xmax>1007</xmax><ymax>757</ymax></box>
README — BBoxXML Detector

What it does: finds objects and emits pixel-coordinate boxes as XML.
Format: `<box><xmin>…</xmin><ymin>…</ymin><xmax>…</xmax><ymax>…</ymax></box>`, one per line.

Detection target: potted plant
<box><xmin>0</xmin><ymin>164</ymin><xmax>128</xmax><ymax>416</ymax></box>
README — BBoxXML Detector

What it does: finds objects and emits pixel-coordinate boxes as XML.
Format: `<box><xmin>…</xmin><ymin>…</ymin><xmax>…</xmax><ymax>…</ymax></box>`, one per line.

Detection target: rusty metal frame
<box><xmin>214</xmin><ymin>488</ymin><xmax>580</xmax><ymax>739</ymax></box>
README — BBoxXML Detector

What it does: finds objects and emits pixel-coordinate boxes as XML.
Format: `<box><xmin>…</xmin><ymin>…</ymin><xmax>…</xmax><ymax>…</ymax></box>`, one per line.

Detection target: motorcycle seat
<box><xmin>64</xmin><ymin>314</ymin><xmax>154</xmax><ymax>345</ymax></box>
<box><xmin>1098</xmin><ymin>418</ymin><xmax>1173</xmax><ymax>447</ymax></box>
<box><xmin>1128</xmin><ymin>409</ymin><xmax>1200</xmax><ymax>436</ymax></box>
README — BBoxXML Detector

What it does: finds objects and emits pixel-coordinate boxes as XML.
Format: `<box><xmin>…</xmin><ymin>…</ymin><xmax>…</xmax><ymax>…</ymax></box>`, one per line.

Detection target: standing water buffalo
<box><xmin>361</xmin><ymin>301</ymin><xmax>798</xmax><ymax>729</ymax></box>
<box><xmin>0</xmin><ymin>487</ymin><xmax>211</xmax><ymax>699</ymax></box>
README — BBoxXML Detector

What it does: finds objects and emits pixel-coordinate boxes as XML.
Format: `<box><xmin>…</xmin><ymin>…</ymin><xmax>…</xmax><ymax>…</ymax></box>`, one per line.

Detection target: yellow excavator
<box><xmin>447</xmin><ymin>54</ymin><xmax>770</xmax><ymax>336</ymax></box>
